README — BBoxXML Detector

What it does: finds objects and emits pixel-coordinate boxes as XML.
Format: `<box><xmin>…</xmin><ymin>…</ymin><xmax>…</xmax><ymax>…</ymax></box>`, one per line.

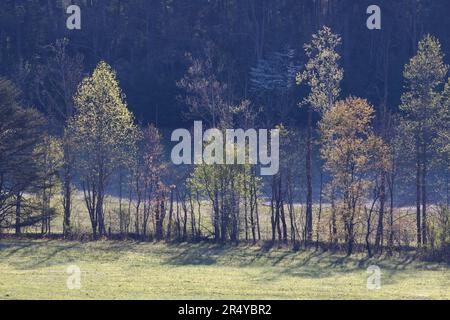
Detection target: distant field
<box><xmin>14</xmin><ymin>193</ymin><xmax>423</xmax><ymax>248</ymax></box>
<box><xmin>0</xmin><ymin>239</ymin><xmax>448</xmax><ymax>300</ymax></box>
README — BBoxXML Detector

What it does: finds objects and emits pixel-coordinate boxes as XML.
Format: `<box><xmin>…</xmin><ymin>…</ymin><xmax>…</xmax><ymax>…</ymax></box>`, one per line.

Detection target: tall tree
<box><xmin>296</xmin><ymin>26</ymin><xmax>343</xmax><ymax>243</ymax></box>
<box><xmin>0</xmin><ymin>78</ymin><xmax>45</xmax><ymax>231</ymax></box>
<box><xmin>400</xmin><ymin>35</ymin><xmax>449</xmax><ymax>247</ymax></box>
<box><xmin>319</xmin><ymin>97</ymin><xmax>388</xmax><ymax>255</ymax></box>
<box><xmin>32</xmin><ymin>39</ymin><xmax>84</xmax><ymax>237</ymax></box>
<box><xmin>68</xmin><ymin>61</ymin><xmax>139</xmax><ymax>239</ymax></box>
<box><xmin>32</xmin><ymin>135</ymin><xmax>63</xmax><ymax>235</ymax></box>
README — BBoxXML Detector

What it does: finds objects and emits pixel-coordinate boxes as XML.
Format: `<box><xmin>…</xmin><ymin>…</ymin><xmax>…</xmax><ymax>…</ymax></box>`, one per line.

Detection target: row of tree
<box><xmin>0</xmin><ymin>27</ymin><xmax>448</xmax><ymax>256</ymax></box>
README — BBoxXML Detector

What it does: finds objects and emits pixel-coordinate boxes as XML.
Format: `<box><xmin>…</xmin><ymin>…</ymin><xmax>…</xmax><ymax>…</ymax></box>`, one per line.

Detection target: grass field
<box><xmin>0</xmin><ymin>239</ymin><xmax>449</xmax><ymax>300</ymax></box>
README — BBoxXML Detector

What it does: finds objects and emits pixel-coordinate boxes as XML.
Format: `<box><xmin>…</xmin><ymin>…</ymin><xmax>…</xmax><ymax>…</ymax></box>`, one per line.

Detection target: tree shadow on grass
<box><xmin>1</xmin><ymin>239</ymin><xmax>137</xmax><ymax>270</ymax></box>
<box><xmin>162</xmin><ymin>242</ymin><xmax>234</xmax><ymax>266</ymax></box>
<box><xmin>3</xmin><ymin>241</ymin><xmax>82</xmax><ymax>270</ymax></box>
<box><xmin>1</xmin><ymin>240</ymin><xmax>46</xmax><ymax>258</ymax></box>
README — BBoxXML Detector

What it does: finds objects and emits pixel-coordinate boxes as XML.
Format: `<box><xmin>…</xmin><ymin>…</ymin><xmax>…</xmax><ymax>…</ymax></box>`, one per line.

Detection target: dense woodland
<box><xmin>0</xmin><ymin>1</ymin><xmax>449</xmax><ymax>259</ymax></box>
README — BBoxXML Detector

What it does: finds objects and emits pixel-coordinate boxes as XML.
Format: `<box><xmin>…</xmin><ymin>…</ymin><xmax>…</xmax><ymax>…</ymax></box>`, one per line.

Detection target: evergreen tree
<box><xmin>400</xmin><ymin>35</ymin><xmax>449</xmax><ymax>246</ymax></box>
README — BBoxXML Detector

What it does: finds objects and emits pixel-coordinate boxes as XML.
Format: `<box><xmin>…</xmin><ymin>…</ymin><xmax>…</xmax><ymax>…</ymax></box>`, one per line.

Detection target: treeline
<box><xmin>0</xmin><ymin>0</ymin><xmax>449</xmax><ymax>257</ymax></box>
<box><xmin>0</xmin><ymin>25</ymin><xmax>449</xmax><ymax>258</ymax></box>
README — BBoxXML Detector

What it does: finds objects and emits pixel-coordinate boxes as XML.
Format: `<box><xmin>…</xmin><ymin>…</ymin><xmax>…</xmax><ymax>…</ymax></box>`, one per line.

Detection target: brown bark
<box><xmin>375</xmin><ymin>172</ymin><xmax>386</xmax><ymax>251</ymax></box>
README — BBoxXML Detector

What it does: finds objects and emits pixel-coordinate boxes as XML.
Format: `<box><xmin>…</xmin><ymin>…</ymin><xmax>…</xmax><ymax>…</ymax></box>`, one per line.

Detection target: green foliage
<box><xmin>400</xmin><ymin>35</ymin><xmax>449</xmax><ymax>157</ymax></box>
<box><xmin>296</xmin><ymin>26</ymin><xmax>343</xmax><ymax>114</ymax></box>
<box><xmin>67</xmin><ymin>61</ymin><xmax>140</xmax><ymax>236</ymax></box>
<box><xmin>69</xmin><ymin>61</ymin><xmax>139</xmax><ymax>176</ymax></box>
<box><xmin>33</xmin><ymin>135</ymin><xmax>63</xmax><ymax>190</ymax></box>
<box><xmin>0</xmin><ymin>78</ymin><xmax>45</xmax><ymax>228</ymax></box>
<box><xmin>32</xmin><ymin>135</ymin><xmax>64</xmax><ymax>232</ymax></box>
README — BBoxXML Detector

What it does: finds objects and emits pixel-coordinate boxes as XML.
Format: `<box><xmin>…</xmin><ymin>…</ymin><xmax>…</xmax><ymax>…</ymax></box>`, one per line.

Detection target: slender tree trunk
<box><xmin>330</xmin><ymin>185</ymin><xmax>337</xmax><ymax>246</ymax></box>
<box><xmin>279</xmin><ymin>175</ymin><xmax>287</xmax><ymax>243</ymax></box>
<box><xmin>375</xmin><ymin>172</ymin><xmax>386</xmax><ymax>252</ymax></box>
<box><xmin>388</xmin><ymin>175</ymin><xmax>395</xmax><ymax>251</ymax></box>
<box><xmin>214</xmin><ymin>189</ymin><xmax>220</xmax><ymax>243</ymax></box>
<box><xmin>118</xmin><ymin>173</ymin><xmax>124</xmax><ymax>235</ymax></box>
<box><xmin>176</xmin><ymin>193</ymin><xmax>181</xmax><ymax>239</ymax></box>
<box><xmin>365</xmin><ymin>207</ymin><xmax>373</xmax><ymax>257</ymax></box>
<box><xmin>63</xmin><ymin>143</ymin><xmax>72</xmax><ymax>237</ymax></box>
<box><xmin>270</xmin><ymin>177</ymin><xmax>276</xmax><ymax>243</ymax></box>
<box><xmin>188</xmin><ymin>192</ymin><xmax>196</xmax><ymax>241</ymax></box>
<box><xmin>316</xmin><ymin>171</ymin><xmax>323</xmax><ymax>249</ymax></box>
<box><xmin>196</xmin><ymin>191</ymin><xmax>202</xmax><ymax>238</ymax></box>
<box><xmin>15</xmin><ymin>193</ymin><xmax>21</xmax><ymax>235</ymax></box>
<box><xmin>166</xmin><ymin>188</ymin><xmax>174</xmax><ymax>240</ymax></box>
<box><xmin>135</xmin><ymin>192</ymin><xmax>140</xmax><ymax>237</ymax></box>
<box><xmin>96</xmin><ymin>193</ymin><xmax>105</xmax><ymax>237</ymax></box>
<box><xmin>244</xmin><ymin>168</ymin><xmax>249</xmax><ymax>241</ymax></box>
<box><xmin>253</xmin><ymin>168</ymin><xmax>261</xmax><ymax>241</ymax></box>
<box><xmin>249</xmin><ymin>181</ymin><xmax>256</xmax><ymax>244</ymax></box>
<box><xmin>155</xmin><ymin>193</ymin><xmax>162</xmax><ymax>241</ymax></box>
<box><xmin>220</xmin><ymin>188</ymin><xmax>227</xmax><ymax>244</ymax></box>
<box><xmin>182</xmin><ymin>197</ymin><xmax>188</xmax><ymax>241</ymax></box>
<box><xmin>41</xmin><ymin>189</ymin><xmax>47</xmax><ymax>236</ymax></box>
<box><xmin>305</xmin><ymin>107</ymin><xmax>313</xmax><ymax>243</ymax></box>
<box><xmin>421</xmin><ymin>145</ymin><xmax>427</xmax><ymax>245</ymax></box>
<box><xmin>416</xmin><ymin>141</ymin><xmax>422</xmax><ymax>247</ymax></box>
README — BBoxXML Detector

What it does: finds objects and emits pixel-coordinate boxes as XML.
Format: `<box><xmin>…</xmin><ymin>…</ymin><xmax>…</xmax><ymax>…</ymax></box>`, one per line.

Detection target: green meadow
<box><xmin>0</xmin><ymin>239</ymin><xmax>448</xmax><ymax>300</ymax></box>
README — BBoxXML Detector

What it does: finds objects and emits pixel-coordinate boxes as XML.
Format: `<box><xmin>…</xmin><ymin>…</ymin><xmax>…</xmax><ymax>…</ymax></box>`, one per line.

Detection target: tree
<box><xmin>400</xmin><ymin>35</ymin><xmax>449</xmax><ymax>247</ymax></box>
<box><xmin>133</xmin><ymin>124</ymin><xmax>166</xmax><ymax>239</ymax></box>
<box><xmin>319</xmin><ymin>97</ymin><xmax>388</xmax><ymax>255</ymax></box>
<box><xmin>68</xmin><ymin>61</ymin><xmax>139</xmax><ymax>239</ymax></box>
<box><xmin>31</xmin><ymin>38</ymin><xmax>84</xmax><ymax>237</ymax></box>
<box><xmin>0</xmin><ymin>78</ymin><xmax>45</xmax><ymax>231</ymax></box>
<box><xmin>177</xmin><ymin>51</ymin><xmax>230</xmax><ymax>128</ymax></box>
<box><xmin>32</xmin><ymin>135</ymin><xmax>63</xmax><ymax>235</ymax></box>
<box><xmin>296</xmin><ymin>26</ymin><xmax>343</xmax><ymax>243</ymax></box>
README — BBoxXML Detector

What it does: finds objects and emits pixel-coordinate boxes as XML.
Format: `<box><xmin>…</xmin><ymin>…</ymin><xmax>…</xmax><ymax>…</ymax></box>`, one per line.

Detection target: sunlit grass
<box><xmin>0</xmin><ymin>239</ymin><xmax>448</xmax><ymax>300</ymax></box>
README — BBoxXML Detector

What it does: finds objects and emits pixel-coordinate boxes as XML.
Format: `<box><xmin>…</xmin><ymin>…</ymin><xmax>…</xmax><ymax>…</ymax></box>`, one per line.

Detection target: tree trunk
<box><xmin>375</xmin><ymin>172</ymin><xmax>386</xmax><ymax>252</ymax></box>
<box><xmin>421</xmin><ymin>145</ymin><xmax>427</xmax><ymax>246</ymax></box>
<box><xmin>96</xmin><ymin>193</ymin><xmax>105</xmax><ymax>237</ymax></box>
<box><xmin>330</xmin><ymin>185</ymin><xmax>337</xmax><ymax>246</ymax></box>
<box><xmin>166</xmin><ymin>188</ymin><xmax>174</xmax><ymax>240</ymax></box>
<box><xmin>279</xmin><ymin>175</ymin><xmax>287</xmax><ymax>243</ymax></box>
<box><xmin>118</xmin><ymin>173</ymin><xmax>124</xmax><ymax>235</ymax></box>
<box><xmin>196</xmin><ymin>191</ymin><xmax>202</xmax><ymax>238</ymax></box>
<box><xmin>214</xmin><ymin>189</ymin><xmax>220</xmax><ymax>242</ymax></box>
<box><xmin>316</xmin><ymin>171</ymin><xmax>323</xmax><ymax>249</ymax></box>
<box><xmin>388</xmin><ymin>175</ymin><xmax>395</xmax><ymax>251</ymax></box>
<box><xmin>62</xmin><ymin>143</ymin><xmax>72</xmax><ymax>238</ymax></box>
<box><xmin>244</xmin><ymin>168</ymin><xmax>249</xmax><ymax>241</ymax></box>
<box><xmin>305</xmin><ymin>107</ymin><xmax>313</xmax><ymax>243</ymax></box>
<box><xmin>270</xmin><ymin>177</ymin><xmax>276</xmax><ymax>243</ymax></box>
<box><xmin>365</xmin><ymin>206</ymin><xmax>373</xmax><ymax>258</ymax></box>
<box><xmin>416</xmin><ymin>142</ymin><xmax>422</xmax><ymax>247</ymax></box>
<box><xmin>15</xmin><ymin>193</ymin><xmax>21</xmax><ymax>235</ymax></box>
